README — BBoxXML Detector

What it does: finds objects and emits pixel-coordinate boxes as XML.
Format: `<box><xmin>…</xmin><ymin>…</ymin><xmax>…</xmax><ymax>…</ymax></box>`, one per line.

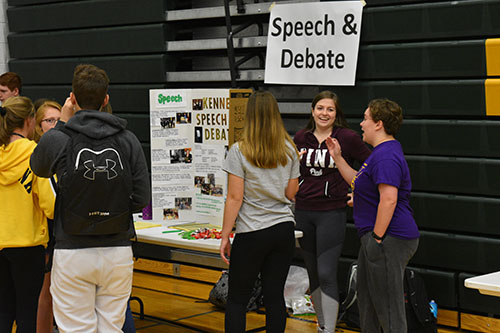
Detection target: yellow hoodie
<box><xmin>0</xmin><ymin>138</ymin><xmax>55</xmax><ymax>249</ymax></box>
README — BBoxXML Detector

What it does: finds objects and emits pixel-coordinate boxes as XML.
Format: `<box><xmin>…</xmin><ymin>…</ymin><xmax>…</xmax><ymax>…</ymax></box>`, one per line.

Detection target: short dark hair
<box><xmin>0</xmin><ymin>72</ymin><xmax>22</xmax><ymax>92</ymax></box>
<box><xmin>368</xmin><ymin>99</ymin><xmax>403</xmax><ymax>136</ymax></box>
<box><xmin>72</xmin><ymin>64</ymin><xmax>109</xmax><ymax>110</ymax></box>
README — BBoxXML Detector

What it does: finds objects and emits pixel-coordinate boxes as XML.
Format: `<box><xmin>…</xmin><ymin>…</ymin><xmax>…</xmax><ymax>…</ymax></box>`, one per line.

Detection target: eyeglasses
<box><xmin>41</xmin><ymin>118</ymin><xmax>59</xmax><ymax>125</ymax></box>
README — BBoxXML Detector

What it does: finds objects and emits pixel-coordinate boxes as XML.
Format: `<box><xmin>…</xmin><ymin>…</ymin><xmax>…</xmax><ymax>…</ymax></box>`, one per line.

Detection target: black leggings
<box><xmin>0</xmin><ymin>246</ymin><xmax>45</xmax><ymax>333</ymax></box>
<box><xmin>225</xmin><ymin>222</ymin><xmax>295</xmax><ymax>333</ymax></box>
<box><xmin>295</xmin><ymin>209</ymin><xmax>346</xmax><ymax>301</ymax></box>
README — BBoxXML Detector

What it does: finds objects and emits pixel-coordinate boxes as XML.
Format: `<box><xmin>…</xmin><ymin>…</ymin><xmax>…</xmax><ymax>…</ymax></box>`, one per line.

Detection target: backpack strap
<box><xmin>57</xmin><ymin>125</ymin><xmax>76</xmax><ymax>174</ymax></box>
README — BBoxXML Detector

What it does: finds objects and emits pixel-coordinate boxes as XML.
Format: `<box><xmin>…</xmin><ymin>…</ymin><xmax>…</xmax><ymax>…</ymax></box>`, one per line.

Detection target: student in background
<box><xmin>34</xmin><ymin>100</ymin><xmax>61</xmax><ymax>333</ymax></box>
<box><xmin>34</xmin><ymin>100</ymin><xmax>61</xmax><ymax>143</ymax></box>
<box><xmin>220</xmin><ymin>91</ymin><xmax>300</xmax><ymax>332</ymax></box>
<box><xmin>0</xmin><ymin>72</ymin><xmax>22</xmax><ymax>104</ymax></box>
<box><xmin>0</xmin><ymin>96</ymin><xmax>55</xmax><ymax>333</ymax></box>
<box><xmin>293</xmin><ymin>91</ymin><xmax>371</xmax><ymax>332</ymax></box>
<box><xmin>326</xmin><ymin>99</ymin><xmax>420</xmax><ymax>332</ymax></box>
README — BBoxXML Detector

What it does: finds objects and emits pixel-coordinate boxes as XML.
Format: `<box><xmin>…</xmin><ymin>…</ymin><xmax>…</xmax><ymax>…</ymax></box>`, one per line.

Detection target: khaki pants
<box><xmin>51</xmin><ymin>246</ymin><xmax>133</xmax><ymax>333</ymax></box>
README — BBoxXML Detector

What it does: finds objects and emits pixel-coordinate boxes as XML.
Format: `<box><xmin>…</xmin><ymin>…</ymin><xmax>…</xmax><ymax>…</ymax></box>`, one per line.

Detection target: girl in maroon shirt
<box><xmin>293</xmin><ymin>91</ymin><xmax>370</xmax><ymax>333</ymax></box>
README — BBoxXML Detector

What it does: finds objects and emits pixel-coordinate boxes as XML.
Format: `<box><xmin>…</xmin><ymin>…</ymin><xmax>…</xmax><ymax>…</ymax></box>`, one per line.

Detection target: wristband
<box><xmin>372</xmin><ymin>231</ymin><xmax>385</xmax><ymax>241</ymax></box>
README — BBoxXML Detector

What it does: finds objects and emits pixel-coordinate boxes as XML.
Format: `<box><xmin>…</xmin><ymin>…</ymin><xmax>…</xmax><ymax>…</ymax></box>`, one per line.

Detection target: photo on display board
<box><xmin>192</xmin><ymin>98</ymin><xmax>203</xmax><ymax>110</ymax></box>
<box><xmin>194</xmin><ymin>176</ymin><xmax>205</xmax><ymax>187</ymax></box>
<box><xmin>176</xmin><ymin>112</ymin><xmax>192</xmax><ymax>124</ymax></box>
<box><xmin>160</xmin><ymin>117</ymin><xmax>175</xmax><ymax>129</ymax></box>
<box><xmin>170</xmin><ymin>148</ymin><xmax>192</xmax><ymax>164</ymax></box>
<box><xmin>201</xmin><ymin>183</ymin><xmax>211</xmax><ymax>195</ymax></box>
<box><xmin>194</xmin><ymin>126</ymin><xmax>203</xmax><ymax>143</ymax></box>
<box><xmin>184</xmin><ymin>148</ymin><xmax>192</xmax><ymax>163</ymax></box>
<box><xmin>199</xmin><ymin>177</ymin><xmax>223</xmax><ymax>197</ymax></box>
<box><xmin>163</xmin><ymin>208</ymin><xmax>179</xmax><ymax>220</ymax></box>
<box><xmin>175</xmin><ymin>197</ymin><xmax>192</xmax><ymax>210</ymax></box>
<box><xmin>211</xmin><ymin>185</ymin><xmax>223</xmax><ymax>197</ymax></box>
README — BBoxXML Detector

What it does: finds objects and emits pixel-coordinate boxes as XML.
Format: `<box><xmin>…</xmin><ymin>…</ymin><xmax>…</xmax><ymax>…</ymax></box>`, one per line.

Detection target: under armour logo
<box><xmin>83</xmin><ymin>159</ymin><xmax>117</xmax><ymax>180</ymax></box>
<box><xmin>75</xmin><ymin>148</ymin><xmax>124</xmax><ymax>181</ymax></box>
<box><xmin>310</xmin><ymin>168</ymin><xmax>323</xmax><ymax>176</ymax></box>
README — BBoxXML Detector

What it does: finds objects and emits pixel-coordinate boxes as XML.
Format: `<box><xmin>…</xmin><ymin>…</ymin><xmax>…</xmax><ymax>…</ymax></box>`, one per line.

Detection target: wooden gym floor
<box><xmin>130</xmin><ymin>259</ymin><xmax>464</xmax><ymax>332</ymax></box>
<box><xmin>129</xmin><ymin>285</ymin><xmax>462</xmax><ymax>333</ymax></box>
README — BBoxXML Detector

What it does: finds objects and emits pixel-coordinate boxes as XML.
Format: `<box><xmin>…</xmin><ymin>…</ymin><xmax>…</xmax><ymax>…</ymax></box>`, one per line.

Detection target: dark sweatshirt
<box><xmin>30</xmin><ymin>110</ymin><xmax>150</xmax><ymax>249</ymax></box>
<box><xmin>293</xmin><ymin>127</ymin><xmax>371</xmax><ymax>211</ymax></box>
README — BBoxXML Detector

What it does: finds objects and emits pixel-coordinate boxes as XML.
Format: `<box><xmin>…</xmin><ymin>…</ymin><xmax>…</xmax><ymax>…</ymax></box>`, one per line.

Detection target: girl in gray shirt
<box><xmin>220</xmin><ymin>91</ymin><xmax>300</xmax><ymax>332</ymax></box>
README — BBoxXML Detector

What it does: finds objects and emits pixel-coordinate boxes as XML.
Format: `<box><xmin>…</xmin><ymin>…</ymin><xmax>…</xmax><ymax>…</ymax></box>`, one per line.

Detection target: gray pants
<box><xmin>295</xmin><ymin>209</ymin><xmax>345</xmax><ymax>332</ymax></box>
<box><xmin>357</xmin><ymin>233</ymin><xmax>419</xmax><ymax>333</ymax></box>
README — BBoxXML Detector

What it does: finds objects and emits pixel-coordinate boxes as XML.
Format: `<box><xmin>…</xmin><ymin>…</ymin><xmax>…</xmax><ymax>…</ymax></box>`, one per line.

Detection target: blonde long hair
<box><xmin>239</xmin><ymin>91</ymin><xmax>298</xmax><ymax>168</ymax></box>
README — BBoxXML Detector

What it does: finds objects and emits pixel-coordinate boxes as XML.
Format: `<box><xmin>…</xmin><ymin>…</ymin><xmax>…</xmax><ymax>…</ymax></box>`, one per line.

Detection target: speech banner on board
<box><xmin>264</xmin><ymin>1</ymin><xmax>363</xmax><ymax>86</ymax></box>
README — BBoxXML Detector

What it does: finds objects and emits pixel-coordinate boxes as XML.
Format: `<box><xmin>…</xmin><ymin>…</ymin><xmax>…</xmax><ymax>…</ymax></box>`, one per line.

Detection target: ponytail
<box><xmin>0</xmin><ymin>96</ymin><xmax>35</xmax><ymax>146</ymax></box>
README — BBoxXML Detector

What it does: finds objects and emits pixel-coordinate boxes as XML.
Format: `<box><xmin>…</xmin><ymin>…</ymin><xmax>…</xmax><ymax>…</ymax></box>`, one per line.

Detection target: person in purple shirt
<box><xmin>293</xmin><ymin>91</ymin><xmax>371</xmax><ymax>333</ymax></box>
<box><xmin>326</xmin><ymin>98</ymin><xmax>420</xmax><ymax>333</ymax></box>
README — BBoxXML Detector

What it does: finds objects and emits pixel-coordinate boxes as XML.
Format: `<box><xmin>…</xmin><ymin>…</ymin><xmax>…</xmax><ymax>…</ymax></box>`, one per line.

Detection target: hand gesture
<box><xmin>60</xmin><ymin>96</ymin><xmax>76</xmax><ymax>122</ymax></box>
<box><xmin>325</xmin><ymin>137</ymin><xmax>342</xmax><ymax>159</ymax></box>
<box><xmin>298</xmin><ymin>148</ymin><xmax>307</xmax><ymax>160</ymax></box>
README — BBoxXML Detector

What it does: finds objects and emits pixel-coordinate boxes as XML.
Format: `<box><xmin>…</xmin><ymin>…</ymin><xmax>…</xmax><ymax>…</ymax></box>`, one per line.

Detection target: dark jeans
<box><xmin>122</xmin><ymin>301</ymin><xmax>135</xmax><ymax>333</ymax></box>
<box><xmin>225</xmin><ymin>222</ymin><xmax>295</xmax><ymax>333</ymax></box>
<box><xmin>357</xmin><ymin>233</ymin><xmax>419</xmax><ymax>333</ymax></box>
<box><xmin>0</xmin><ymin>246</ymin><xmax>45</xmax><ymax>333</ymax></box>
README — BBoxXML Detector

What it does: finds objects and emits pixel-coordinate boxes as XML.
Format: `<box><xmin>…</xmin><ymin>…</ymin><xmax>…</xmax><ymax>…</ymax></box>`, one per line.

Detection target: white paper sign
<box><xmin>264</xmin><ymin>1</ymin><xmax>363</xmax><ymax>86</ymax></box>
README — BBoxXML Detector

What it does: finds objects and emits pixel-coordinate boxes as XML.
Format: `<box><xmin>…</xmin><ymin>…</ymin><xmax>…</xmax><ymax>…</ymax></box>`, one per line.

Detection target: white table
<box><xmin>464</xmin><ymin>271</ymin><xmax>500</xmax><ymax>297</ymax></box>
<box><xmin>135</xmin><ymin>221</ymin><xmax>222</xmax><ymax>254</ymax></box>
<box><xmin>134</xmin><ymin>220</ymin><xmax>303</xmax><ymax>255</ymax></box>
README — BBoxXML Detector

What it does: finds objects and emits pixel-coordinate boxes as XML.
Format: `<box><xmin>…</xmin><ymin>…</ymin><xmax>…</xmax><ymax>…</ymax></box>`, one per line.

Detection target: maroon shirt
<box><xmin>293</xmin><ymin>127</ymin><xmax>371</xmax><ymax>211</ymax></box>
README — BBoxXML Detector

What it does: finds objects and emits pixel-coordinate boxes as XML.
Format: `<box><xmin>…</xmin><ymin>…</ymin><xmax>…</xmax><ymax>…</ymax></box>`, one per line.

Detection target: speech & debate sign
<box><xmin>264</xmin><ymin>1</ymin><xmax>363</xmax><ymax>86</ymax></box>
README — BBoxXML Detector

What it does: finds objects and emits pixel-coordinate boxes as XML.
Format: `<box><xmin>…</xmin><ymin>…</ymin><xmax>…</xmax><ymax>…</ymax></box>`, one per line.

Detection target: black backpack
<box><xmin>338</xmin><ymin>263</ymin><xmax>438</xmax><ymax>333</ymax></box>
<box><xmin>338</xmin><ymin>262</ymin><xmax>360</xmax><ymax>328</ymax></box>
<box><xmin>58</xmin><ymin>127</ymin><xmax>133</xmax><ymax>235</ymax></box>
<box><xmin>404</xmin><ymin>269</ymin><xmax>438</xmax><ymax>333</ymax></box>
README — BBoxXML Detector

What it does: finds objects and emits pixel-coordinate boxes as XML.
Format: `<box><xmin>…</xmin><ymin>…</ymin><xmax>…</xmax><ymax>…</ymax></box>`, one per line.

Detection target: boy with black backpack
<box><xmin>30</xmin><ymin>64</ymin><xmax>150</xmax><ymax>332</ymax></box>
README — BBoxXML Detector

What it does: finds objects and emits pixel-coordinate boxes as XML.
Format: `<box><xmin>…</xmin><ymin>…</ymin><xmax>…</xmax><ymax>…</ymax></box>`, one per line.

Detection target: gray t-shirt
<box><xmin>222</xmin><ymin>141</ymin><xmax>300</xmax><ymax>233</ymax></box>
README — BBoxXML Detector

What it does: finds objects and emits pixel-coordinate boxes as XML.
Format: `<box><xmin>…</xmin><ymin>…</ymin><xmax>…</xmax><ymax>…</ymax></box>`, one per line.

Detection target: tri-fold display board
<box><xmin>149</xmin><ymin>89</ymin><xmax>252</xmax><ymax>224</ymax></box>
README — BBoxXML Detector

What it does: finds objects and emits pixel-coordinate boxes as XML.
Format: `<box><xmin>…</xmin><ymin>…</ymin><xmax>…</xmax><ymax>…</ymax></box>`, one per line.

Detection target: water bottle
<box><xmin>429</xmin><ymin>300</ymin><xmax>438</xmax><ymax>318</ymax></box>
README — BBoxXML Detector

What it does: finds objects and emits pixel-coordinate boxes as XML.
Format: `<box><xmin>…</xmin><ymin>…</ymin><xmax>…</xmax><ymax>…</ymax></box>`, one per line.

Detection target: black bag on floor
<box><xmin>404</xmin><ymin>269</ymin><xmax>438</xmax><ymax>333</ymax></box>
<box><xmin>208</xmin><ymin>271</ymin><xmax>263</xmax><ymax>312</ymax></box>
<box><xmin>338</xmin><ymin>262</ymin><xmax>360</xmax><ymax>328</ymax></box>
<box><xmin>338</xmin><ymin>263</ymin><xmax>438</xmax><ymax>332</ymax></box>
